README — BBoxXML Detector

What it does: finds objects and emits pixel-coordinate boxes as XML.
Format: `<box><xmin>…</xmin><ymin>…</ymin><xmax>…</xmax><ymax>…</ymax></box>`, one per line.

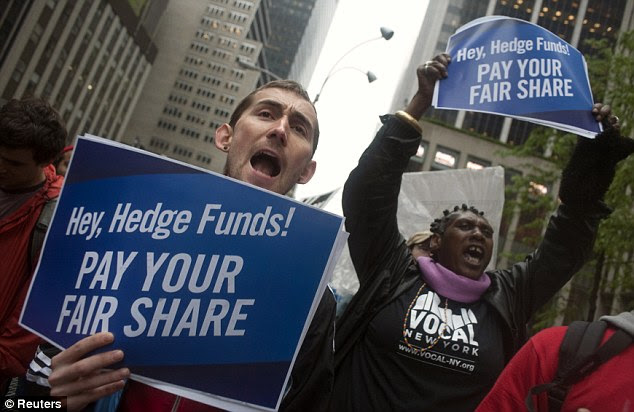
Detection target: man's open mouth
<box><xmin>464</xmin><ymin>245</ymin><xmax>484</xmax><ymax>265</ymax></box>
<box><xmin>250</xmin><ymin>151</ymin><xmax>281</xmax><ymax>177</ymax></box>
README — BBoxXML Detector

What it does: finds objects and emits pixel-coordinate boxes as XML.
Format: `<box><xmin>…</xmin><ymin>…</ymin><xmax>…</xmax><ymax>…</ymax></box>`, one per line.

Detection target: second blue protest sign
<box><xmin>433</xmin><ymin>16</ymin><xmax>599</xmax><ymax>138</ymax></box>
<box><xmin>20</xmin><ymin>136</ymin><xmax>345</xmax><ymax>411</ymax></box>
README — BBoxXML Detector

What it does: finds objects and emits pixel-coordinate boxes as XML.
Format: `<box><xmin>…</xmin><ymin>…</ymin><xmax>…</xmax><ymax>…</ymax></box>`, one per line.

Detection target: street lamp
<box><xmin>236</xmin><ymin>57</ymin><xmax>282</xmax><ymax>81</ymax></box>
<box><xmin>312</xmin><ymin>26</ymin><xmax>394</xmax><ymax>103</ymax></box>
<box><xmin>313</xmin><ymin>67</ymin><xmax>377</xmax><ymax>103</ymax></box>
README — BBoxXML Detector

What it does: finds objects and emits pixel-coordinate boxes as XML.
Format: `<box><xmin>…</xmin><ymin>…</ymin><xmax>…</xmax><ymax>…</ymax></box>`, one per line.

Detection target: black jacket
<box><xmin>281</xmin><ymin>287</ymin><xmax>336</xmax><ymax>411</ymax></box>
<box><xmin>335</xmin><ymin>115</ymin><xmax>610</xmax><ymax>372</ymax></box>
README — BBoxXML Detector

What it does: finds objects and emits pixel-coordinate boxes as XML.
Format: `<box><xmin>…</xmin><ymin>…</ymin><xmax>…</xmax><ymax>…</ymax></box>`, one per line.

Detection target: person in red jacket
<box><xmin>0</xmin><ymin>97</ymin><xmax>66</xmax><ymax>391</ymax></box>
<box><xmin>476</xmin><ymin>310</ymin><xmax>634</xmax><ymax>412</ymax></box>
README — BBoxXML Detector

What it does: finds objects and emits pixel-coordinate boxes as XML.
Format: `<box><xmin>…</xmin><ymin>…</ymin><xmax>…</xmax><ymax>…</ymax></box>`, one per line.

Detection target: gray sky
<box><xmin>295</xmin><ymin>0</ymin><xmax>430</xmax><ymax>199</ymax></box>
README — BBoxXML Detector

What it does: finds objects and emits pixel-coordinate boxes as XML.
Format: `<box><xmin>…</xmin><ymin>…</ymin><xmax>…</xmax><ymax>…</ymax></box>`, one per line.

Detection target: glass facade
<box><xmin>262</xmin><ymin>0</ymin><xmax>316</xmax><ymax>79</ymax></box>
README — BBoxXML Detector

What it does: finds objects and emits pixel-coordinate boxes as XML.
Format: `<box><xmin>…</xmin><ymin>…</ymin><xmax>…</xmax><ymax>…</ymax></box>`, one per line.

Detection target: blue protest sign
<box><xmin>20</xmin><ymin>136</ymin><xmax>345</xmax><ymax>411</ymax></box>
<box><xmin>433</xmin><ymin>16</ymin><xmax>600</xmax><ymax>138</ymax></box>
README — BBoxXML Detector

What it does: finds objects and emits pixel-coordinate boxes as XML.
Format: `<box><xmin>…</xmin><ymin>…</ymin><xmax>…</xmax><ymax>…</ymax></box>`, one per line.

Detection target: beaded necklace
<box><xmin>401</xmin><ymin>282</ymin><xmax>449</xmax><ymax>353</ymax></box>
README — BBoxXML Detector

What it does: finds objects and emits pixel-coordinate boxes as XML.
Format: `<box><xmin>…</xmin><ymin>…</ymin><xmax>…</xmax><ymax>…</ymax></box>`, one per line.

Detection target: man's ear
<box><xmin>297</xmin><ymin>160</ymin><xmax>317</xmax><ymax>184</ymax></box>
<box><xmin>214</xmin><ymin>124</ymin><xmax>233</xmax><ymax>152</ymax></box>
<box><xmin>429</xmin><ymin>233</ymin><xmax>442</xmax><ymax>252</ymax></box>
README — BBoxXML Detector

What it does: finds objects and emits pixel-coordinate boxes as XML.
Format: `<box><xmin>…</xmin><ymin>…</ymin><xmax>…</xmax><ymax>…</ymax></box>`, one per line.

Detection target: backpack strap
<box><xmin>526</xmin><ymin>320</ymin><xmax>633</xmax><ymax>412</ymax></box>
<box><xmin>28</xmin><ymin>198</ymin><xmax>57</xmax><ymax>272</ymax></box>
<box><xmin>561</xmin><ymin>327</ymin><xmax>632</xmax><ymax>385</ymax></box>
<box><xmin>527</xmin><ymin>321</ymin><xmax>600</xmax><ymax>411</ymax></box>
<box><xmin>547</xmin><ymin>320</ymin><xmax>606</xmax><ymax>411</ymax></box>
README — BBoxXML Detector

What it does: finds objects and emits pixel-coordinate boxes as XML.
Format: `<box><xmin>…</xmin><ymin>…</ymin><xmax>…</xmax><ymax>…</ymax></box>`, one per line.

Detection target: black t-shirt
<box><xmin>333</xmin><ymin>278</ymin><xmax>505</xmax><ymax>411</ymax></box>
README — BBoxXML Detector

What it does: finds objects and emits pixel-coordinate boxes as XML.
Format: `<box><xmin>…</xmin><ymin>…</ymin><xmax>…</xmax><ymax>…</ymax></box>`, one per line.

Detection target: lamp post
<box><xmin>236</xmin><ymin>58</ymin><xmax>282</xmax><ymax>81</ymax></box>
<box><xmin>313</xmin><ymin>67</ymin><xmax>377</xmax><ymax>103</ymax></box>
<box><xmin>312</xmin><ymin>26</ymin><xmax>394</xmax><ymax>103</ymax></box>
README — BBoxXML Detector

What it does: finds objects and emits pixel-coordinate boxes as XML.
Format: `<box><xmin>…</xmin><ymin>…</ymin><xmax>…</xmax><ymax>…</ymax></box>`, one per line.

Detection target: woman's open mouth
<box><xmin>463</xmin><ymin>245</ymin><xmax>484</xmax><ymax>266</ymax></box>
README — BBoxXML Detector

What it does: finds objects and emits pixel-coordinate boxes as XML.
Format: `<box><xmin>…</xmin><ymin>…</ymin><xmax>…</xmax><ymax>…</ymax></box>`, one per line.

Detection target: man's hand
<box><xmin>405</xmin><ymin>53</ymin><xmax>451</xmax><ymax>119</ymax></box>
<box><xmin>49</xmin><ymin>333</ymin><xmax>130</xmax><ymax>411</ymax></box>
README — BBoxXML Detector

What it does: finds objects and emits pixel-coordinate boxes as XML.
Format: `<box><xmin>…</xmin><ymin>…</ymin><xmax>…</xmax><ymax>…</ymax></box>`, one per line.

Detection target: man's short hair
<box><xmin>0</xmin><ymin>97</ymin><xmax>67</xmax><ymax>164</ymax></box>
<box><xmin>228</xmin><ymin>80</ymin><xmax>320</xmax><ymax>153</ymax></box>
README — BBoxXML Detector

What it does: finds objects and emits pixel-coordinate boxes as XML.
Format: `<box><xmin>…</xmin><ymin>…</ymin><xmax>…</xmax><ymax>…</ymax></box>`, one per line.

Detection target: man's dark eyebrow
<box><xmin>253</xmin><ymin>98</ymin><xmax>314</xmax><ymax>132</ymax></box>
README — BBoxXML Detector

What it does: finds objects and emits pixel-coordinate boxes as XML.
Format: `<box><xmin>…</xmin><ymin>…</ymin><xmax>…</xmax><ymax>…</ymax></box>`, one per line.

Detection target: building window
<box><xmin>231</xmin><ymin>69</ymin><xmax>245</xmax><ymax>79</ymax></box>
<box><xmin>196</xmin><ymin>87</ymin><xmax>216</xmax><ymax>99</ymax></box>
<box><xmin>432</xmin><ymin>146</ymin><xmax>459</xmax><ymax>170</ymax></box>
<box><xmin>415</xmin><ymin>140</ymin><xmax>428</xmax><ymax>161</ymax></box>
<box><xmin>465</xmin><ymin>156</ymin><xmax>491</xmax><ymax>170</ymax></box>
<box><xmin>172</xmin><ymin>145</ymin><xmax>193</xmax><ymax>158</ymax></box>
<box><xmin>174</xmin><ymin>80</ymin><xmax>193</xmax><ymax>92</ymax></box>
<box><xmin>195</xmin><ymin>29</ymin><xmax>214</xmax><ymax>41</ymax></box>
<box><xmin>184</xmin><ymin>55</ymin><xmax>204</xmax><ymax>66</ymax></box>
<box><xmin>190</xmin><ymin>42</ymin><xmax>209</xmax><ymax>54</ymax></box>
<box><xmin>196</xmin><ymin>153</ymin><xmax>212</xmax><ymax>165</ymax></box>
<box><xmin>208</xmin><ymin>63</ymin><xmax>227</xmax><ymax>73</ymax></box>
<box><xmin>233</xmin><ymin>0</ymin><xmax>254</xmax><ymax>11</ymax></box>
<box><xmin>150</xmin><ymin>137</ymin><xmax>170</xmax><ymax>150</ymax></box>
<box><xmin>214</xmin><ymin>108</ymin><xmax>230</xmax><ymax>118</ymax></box>
<box><xmin>504</xmin><ymin>167</ymin><xmax>522</xmax><ymax>186</ymax></box>
<box><xmin>218</xmin><ymin>36</ymin><xmax>238</xmax><ymax>49</ymax></box>
<box><xmin>157</xmin><ymin>119</ymin><xmax>177</xmax><ymax>132</ymax></box>
<box><xmin>222</xmin><ymin>22</ymin><xmax>243</xmax><ymax>35</ymax></box>
<box><xmin>206</xmin><ymin>5</ymin><xmax>225</xmax><ymax>16</ymax></box>
<box><xmin>225</xmin><ymin>82</ymin><xmax>239</xmax><ymax>92</ymax></box>
<box><xmin>168</xmin><ymin>94</ymin><xmax>188</xmax><ymax>105</ymax></box>
<box><xmin>228</xmin><ymin>11</ymin><xmax>248</xmax><ymax>23</ymax></box>
<box><xmin>201</xmin><ymin>17</ymin><xmax>220</xmax><ymax>29</ymax></box>
<box><xmin>11</xmin><ymin>59</ymin><xmax>27</xmax><ymax>83</ymax></box>
<box><xmin>218</xmin><ymin>94</ymin><xmax>235</xmax><ymax>105</ymax></box>
<box><xmin>201</xmin><ymin>75</ymin><xmax>222</xmax><ymax>86</ymax></box>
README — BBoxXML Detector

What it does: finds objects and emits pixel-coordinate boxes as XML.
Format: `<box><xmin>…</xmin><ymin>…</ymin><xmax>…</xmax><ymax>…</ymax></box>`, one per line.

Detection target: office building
<box><xmin>286</xmin><ymin>0</ymin><xmax>337</xmax><ymax>87</ymax></box>
<box><xmin>246</xmin><ymin>0</ymin><xmax>337</xmax><ymax>88</ymax></box>
<box><xmin>263</xmin><ymin>0</ymin><xmax>315</xmax><ymax>81</ymax></box>
<box><xmin>123</xmin><ymin>0</ymin><xmax>266</xmax><ymax>171</ymax></box>
<box><xmin>245</xmin><ymin>0</ymin><xmax>274</xmax><ymax>85</ymax></box>
<box><xmin>0</xmin><ymin>0</ymin><xmax>164</xmax><ymax>142</ymax></box>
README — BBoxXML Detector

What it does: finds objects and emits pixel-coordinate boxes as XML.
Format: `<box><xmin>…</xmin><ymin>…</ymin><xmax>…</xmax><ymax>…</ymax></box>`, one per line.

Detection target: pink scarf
<box><xmin>416</xmin><ymin>256</ymin><xmax>491</xmax><ymax>303</ymax></box>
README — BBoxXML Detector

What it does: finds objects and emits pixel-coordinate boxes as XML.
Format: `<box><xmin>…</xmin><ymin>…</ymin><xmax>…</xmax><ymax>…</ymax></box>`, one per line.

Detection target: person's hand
<box><xmin>589</xmin><ymin>103</ymin><xmax>634</xmax><ymax>164</ymax></box>
<box><xmin>49</xmin><ymin>332</ymin><xmax>130</xmax><ymax>411</ymax></box>
<box><xmin>591</xmin><ymin>102</ymin><xmax>620</xmax><ymax>130</ymax></box>
<box><xmin>405</xmin><ymin>53</ymin><xmax>451</xmax><ymax>119</ymax></box>
<box><xmin>559</xmin><ymin>103</ymin><xmax>633</xmax><ymax>208</ymax></box>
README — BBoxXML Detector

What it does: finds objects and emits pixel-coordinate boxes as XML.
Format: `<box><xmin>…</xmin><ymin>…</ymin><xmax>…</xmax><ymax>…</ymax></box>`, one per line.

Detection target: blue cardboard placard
<box><xmin>433</xmin><ymin>16</ymin><xmax>600</xmax><ymax>138</ymax></box>
<box><xmin>20</xmin><ymin>136</ymin><xmax>345</xmax><ymax>411</ymax></box>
